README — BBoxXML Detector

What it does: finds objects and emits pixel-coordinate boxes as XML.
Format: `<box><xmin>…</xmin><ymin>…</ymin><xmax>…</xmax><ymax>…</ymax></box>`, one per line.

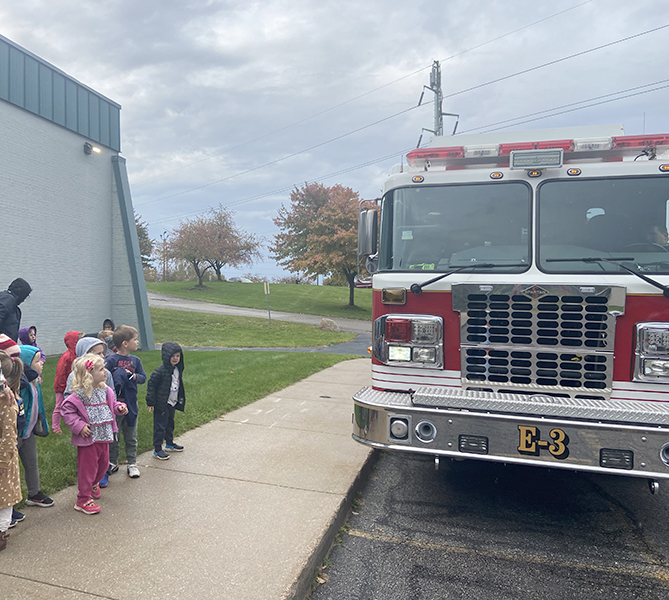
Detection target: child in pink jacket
<box><xmin>61</xmin><ymin>354</ymin><xmax>127</xmax><ymax>515</ymax></box>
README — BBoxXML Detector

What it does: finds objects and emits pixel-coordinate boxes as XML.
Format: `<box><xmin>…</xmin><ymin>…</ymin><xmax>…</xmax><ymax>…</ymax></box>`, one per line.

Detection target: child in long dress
<box><xmin>0</xmin><ymin>351</ymin><xmax>23</xmax><ymax>551</ymax></box>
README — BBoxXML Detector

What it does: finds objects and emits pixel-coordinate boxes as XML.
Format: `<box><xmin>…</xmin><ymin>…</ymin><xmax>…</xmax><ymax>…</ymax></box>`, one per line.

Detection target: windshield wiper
<box><xmin>547</xmin><ymin>257</ymin><xmax>669</xmax><ymax>299</ymax></box>
<box><xmin>410</xmin><ymin>263</ymin><xmax>528</xmax><ymax>295</ymax></box>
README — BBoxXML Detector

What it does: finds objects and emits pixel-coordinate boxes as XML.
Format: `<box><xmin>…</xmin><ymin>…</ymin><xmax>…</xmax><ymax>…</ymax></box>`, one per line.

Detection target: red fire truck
<box><xmin>354</xmin><ymin>125</ymin><xmax>669</xmax><ymax>492</ymax></box>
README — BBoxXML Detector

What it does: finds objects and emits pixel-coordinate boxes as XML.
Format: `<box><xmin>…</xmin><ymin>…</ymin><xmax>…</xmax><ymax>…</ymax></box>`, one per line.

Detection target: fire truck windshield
<box><xmin>379</xmin><ymin>182</ymin><xmax>531</xmax><ymax>272</ymax></box>
<box><xmin>538</xmin><ymin>176</ymin><xmax>669</xmax><ymax>274</ymax></box>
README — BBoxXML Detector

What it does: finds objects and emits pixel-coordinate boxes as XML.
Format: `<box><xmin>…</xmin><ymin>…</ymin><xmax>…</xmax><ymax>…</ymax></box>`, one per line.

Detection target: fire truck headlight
<box><xmin>412</xmin><ymin>320</ymin><xmax>439</xmax><ymax>344</ymax></box>
<box><xmin>373</xmin><ymin>314</ymin><xmax>444</xmax><ymax>368</ymax></box>
<box><xmin>388</xmin><ymin>346</ymin><xmax>412</xmax><ymax>362</ymax></box>
<box><xmin>634</xmin><ymin>323</ymin><xmax>669</xmax><ymax>382</ymax></box>
<box><xmin>412</xmin><ymin>347</ymin><xmax>436</xmax><ymax>363</ymax></box>
<box><xmin>638</xmin><ymin>324</ymin><xmax>669</xmax><ymax>354</ymax></box>
<box><xmin>643</xmin><ymin>359</ymin><xmax>669</xmax><ymax>378</ymax></box>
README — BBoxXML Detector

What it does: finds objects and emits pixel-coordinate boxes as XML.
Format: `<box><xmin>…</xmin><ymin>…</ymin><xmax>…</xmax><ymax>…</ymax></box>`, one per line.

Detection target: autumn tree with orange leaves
<box><xmin>271</xmin><ymin>182</ymin><xmax>368</xmax><ymax>306</ymax></box>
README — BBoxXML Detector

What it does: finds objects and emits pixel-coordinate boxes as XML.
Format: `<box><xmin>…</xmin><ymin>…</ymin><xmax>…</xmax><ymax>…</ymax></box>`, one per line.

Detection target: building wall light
<box><xmin>84</xmin><ymin>142</ymin><xmax>102</xmax><ymax>155</ymax></box>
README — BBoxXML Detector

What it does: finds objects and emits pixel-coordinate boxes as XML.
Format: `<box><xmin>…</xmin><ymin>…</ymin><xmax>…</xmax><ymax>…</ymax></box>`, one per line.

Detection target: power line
<box><xmin>145</xmin><ymin>78</ymin><xmax>669</xmax><ymax>228</ymax></box>
<box><xmin>132</xmin><ymin>0</ymin><xmax>594</xmax><ymax>187</ymax></box>
<box><xmin>471</xmin><ymin>82</ymin><xmax>669</xmax><ymax>133</ymax></box>
<box><xmin>458</xmin><ymin>78</ymin><xmax>669</xmax><ymax>134</ymax></box>
<box><xmin>138</xmin><ymin>20</ymin><xmax>668</xmax><ymax>210</ymax></box>
<box><xmin>437</xmin><ymin>0</ymin><xmax>595</xmax><ymax>65</ymax></box>
<box><xmin>441</xmin><ymin>22</ymin><xmax>669</xmax><ymax>102</ymax></box>
<box><xmin>135</xmin><ymin>103</ymin><xmax>429</xmax><ymax>207</ymax></box>
<box><xmin>148</xmin><ymin>148</ymin><xmax>412</xmax><ymax>226</ymax></box>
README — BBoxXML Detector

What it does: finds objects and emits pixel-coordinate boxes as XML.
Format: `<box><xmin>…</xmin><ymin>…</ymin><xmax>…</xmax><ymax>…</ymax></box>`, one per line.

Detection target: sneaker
<box><xmin>91</xmin><ymin>484</ymin><xmax>102</xmax><ymax>500</ymax></box>
<box><xmin>9</xmin><ymin>509</ymin><xmax>25</xmax><ymax>528</ymax></box>
<box><xmin>74</xmin><ymin>500</ymin><xmax>101</xmax><ymax>515</ymax></box>
<box><xmin>153</xmin><ymin>449</ymin><xmax>170</xmax><ymax>460</ymax></box>
<box><xmin>109</xmin><ymin>462</ymin><xmax>119</xmax><ymax>474</ymax></box>
<box><xmin>165</xmin><ymin>443</ymin><xmax>184</xmax><ymax>452</ymax></box>
<box><xmin>127</xmin><ymin>464</ymin><xmax>140</xmax><ymax>478</ymax></box>
<box><xmin>99</xmin><ymin>473</ymin><xmax>109</xmax><ymax>488</ymax></box>
<box><xmin>26</xmin><ymin>491</ymin><xmax>54</xmax><ymax>507</ymax></box>
<box><xmin>12</xmin><ymin>509</ymin><xmax>25</xmax><ymax>523</ymax></box>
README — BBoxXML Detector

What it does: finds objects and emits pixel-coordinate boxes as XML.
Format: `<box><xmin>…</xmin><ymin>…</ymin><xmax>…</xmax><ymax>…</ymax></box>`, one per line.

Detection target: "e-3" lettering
<box><xmin>517</xmin><ymin>425</ymin><xmax>569</xmax><ymax>459</ymax></box>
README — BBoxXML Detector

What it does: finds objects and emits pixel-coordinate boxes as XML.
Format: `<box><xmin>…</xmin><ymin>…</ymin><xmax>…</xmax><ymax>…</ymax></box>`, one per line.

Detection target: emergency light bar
<box><xmin>406</xmin><ymin>133</ymin><xmax>669</xmax><ymax>169</ymax></box>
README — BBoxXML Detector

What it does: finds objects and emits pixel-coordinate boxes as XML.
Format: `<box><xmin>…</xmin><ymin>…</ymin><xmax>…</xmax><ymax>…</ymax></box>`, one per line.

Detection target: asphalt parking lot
<box><xmin>313</xmin><ymin>451</ymin><xmax>669</xmax><ymax>600</ymax></box>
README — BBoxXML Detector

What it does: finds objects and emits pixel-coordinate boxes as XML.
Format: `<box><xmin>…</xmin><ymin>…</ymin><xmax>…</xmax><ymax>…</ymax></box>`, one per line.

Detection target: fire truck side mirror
<box><xmin>358</xmin><ymin>208</ymin><xmax>378</xmax><ymax>259</ymax></box>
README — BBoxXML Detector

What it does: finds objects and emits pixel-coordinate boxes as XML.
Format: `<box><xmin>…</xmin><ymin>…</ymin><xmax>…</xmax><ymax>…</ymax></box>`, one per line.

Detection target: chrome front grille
<box><xmin>452</xmin><ymin>284</ymin><xmax>626</xmax><ymax>397</ymax></box>
<box><xmin>462</xmin><ymin>293</ymin><xmax>612</xmax><ymax>348</ymax></box>
<box><xmin>464</xmin><ymin>348</ymin><xmax>611</xmax><ymax>391</ymax></box>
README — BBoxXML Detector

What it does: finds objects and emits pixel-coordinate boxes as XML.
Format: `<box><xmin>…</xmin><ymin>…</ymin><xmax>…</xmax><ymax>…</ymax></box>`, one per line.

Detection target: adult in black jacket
<box><xmin>146</xmin><ymin>341</ymin><xmax>185</xmax><ymax>459</ymax></box>
<box><xmin>0</xmin><ymin>279</ymin><xmax>32</xmax><ymax>342</ymax></box>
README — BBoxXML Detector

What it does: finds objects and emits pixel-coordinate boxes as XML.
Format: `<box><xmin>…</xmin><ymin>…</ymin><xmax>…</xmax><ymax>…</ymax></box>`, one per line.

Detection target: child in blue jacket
<box><xmin>104</xmin><ymin>325</ymin><xmax>146</xmax><ymax>479</ymax></box>
<box><xmin>18</xmin><ymin>345</ymin><xmax>53</xmax><ymax>508</ymax></box>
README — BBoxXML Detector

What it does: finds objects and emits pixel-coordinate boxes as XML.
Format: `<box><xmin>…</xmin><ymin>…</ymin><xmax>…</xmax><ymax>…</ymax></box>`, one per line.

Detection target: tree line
<box><xmin>137</xmin><ymin>182</ymin><xmax>377</xmax><ymax>305</ymax></box>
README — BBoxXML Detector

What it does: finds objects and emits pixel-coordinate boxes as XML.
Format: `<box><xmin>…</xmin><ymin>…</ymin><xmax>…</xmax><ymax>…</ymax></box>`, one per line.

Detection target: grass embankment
<box><xmin>150</xmin><ymin>307</ymin><xmax>356</xmax><ymax>347</ymax></box>
<box><xmin>146</xmin><ymin>280</ymin><xmax>372</xmax><ymax>321</ymax></box>
<box><xmin>27</xmin><ymin>350</ymin><xmax>355</xmax><ymax>502</ymax></box>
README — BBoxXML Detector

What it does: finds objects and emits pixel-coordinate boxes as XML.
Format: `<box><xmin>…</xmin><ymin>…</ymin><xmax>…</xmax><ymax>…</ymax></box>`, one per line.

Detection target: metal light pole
<box><xmin>160</xmin><ymin>231</ymin><xmax>169</xmax><ymax>281</ymax></box>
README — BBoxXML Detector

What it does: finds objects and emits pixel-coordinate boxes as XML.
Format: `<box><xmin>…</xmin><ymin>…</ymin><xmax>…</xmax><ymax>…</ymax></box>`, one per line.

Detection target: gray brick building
<box><xmin>0</xmin><ymin>34</ymin><xmax>153</xmax><ymax>355</ymax></box>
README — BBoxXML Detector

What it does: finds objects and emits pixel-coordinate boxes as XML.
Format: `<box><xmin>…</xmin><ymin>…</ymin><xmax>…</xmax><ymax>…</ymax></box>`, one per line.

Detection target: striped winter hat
<box><xmin>0</xmin><ymin>334</ymin><xmax>20</xmax><ymax>357</ymax></box>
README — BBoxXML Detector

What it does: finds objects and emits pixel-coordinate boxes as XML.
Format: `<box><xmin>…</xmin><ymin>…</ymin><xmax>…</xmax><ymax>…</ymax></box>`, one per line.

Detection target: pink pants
<box><xmin>76</xmin><ymin>442</ymin><xmax>109</xmax><ymax>505</ymax></box>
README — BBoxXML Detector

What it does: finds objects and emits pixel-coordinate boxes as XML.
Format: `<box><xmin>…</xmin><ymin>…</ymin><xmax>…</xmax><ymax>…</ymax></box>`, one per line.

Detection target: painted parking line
<box><xmin>347</xmin><ymin>529</ymin><xmax>669</xmax><ymax>585</ymax></box>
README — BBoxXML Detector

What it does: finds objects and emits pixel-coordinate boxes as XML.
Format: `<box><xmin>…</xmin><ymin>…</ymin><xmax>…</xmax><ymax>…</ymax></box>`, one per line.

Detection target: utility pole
<box><xmin>431</xmin><ymin>60</ymin><xmax>443</xmax><ymax>136</ymax></box>
<box><xmin>160</xmin><ymin>231</ymin><xmax>169</xmax><ymax>281</ymax></box>
<box><xmin>417</xmin><ymin>60</ymin><xmax>459</xmax><ymax>147</ymax></box>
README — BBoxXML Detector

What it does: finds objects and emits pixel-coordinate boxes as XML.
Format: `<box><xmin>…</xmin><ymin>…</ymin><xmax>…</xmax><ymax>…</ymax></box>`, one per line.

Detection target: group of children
<box><xmin>0</xmin><ymin>322</ymin><xmax>187</xmax><ymax>551</ymax></box>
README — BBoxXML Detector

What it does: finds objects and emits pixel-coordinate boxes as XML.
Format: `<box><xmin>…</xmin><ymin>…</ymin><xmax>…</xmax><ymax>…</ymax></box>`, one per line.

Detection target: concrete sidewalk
<box><xmin>1</xmin><ymin>359</ymin><xmax>372</xmax><ymax>600</ymax></box>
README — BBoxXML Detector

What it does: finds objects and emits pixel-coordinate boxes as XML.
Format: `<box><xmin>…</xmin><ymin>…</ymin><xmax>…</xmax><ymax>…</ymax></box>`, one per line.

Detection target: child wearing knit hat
<box><xmin>0</xmin><ymin>335</ymin><xmax>20</xmax><ymax>358</ymax></box>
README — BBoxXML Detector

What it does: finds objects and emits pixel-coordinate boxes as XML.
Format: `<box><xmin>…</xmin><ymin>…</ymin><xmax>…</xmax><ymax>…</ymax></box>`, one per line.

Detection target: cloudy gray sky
<box><xmin>2</xmin><ymin>0</ymin><xmax>669</xmax><ymax>279</ymax></box>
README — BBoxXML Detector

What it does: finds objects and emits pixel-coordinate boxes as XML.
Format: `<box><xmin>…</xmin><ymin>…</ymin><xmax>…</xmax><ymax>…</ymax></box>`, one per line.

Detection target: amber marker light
<box><xmin>567</xmin><ymin>168</ymin><xmax>582</xmax><ymax>176</ymax></box>
<box><xmin>490</xmin><ymin>171</ymin><xmax>503</xmax><ymax>180</ymax></box>
<box><xmin>527</xmin><ymin>169</ymin><xmax>542</xmax><ymax>178</ymax></box>
<box><xmin>660</xmin><ymin>164</ymin><xmax>669</xmax><ymax>173</ymax></box>
<box><xmin>382</xmin><ymin>288</ymin><xmax>407</xmax><ymax>305</ymax></box>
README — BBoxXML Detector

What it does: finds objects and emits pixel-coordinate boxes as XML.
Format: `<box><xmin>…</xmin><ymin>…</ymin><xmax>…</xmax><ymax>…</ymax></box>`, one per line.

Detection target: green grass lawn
<box><xmin>150</xmin><ymin>307</ymin><xmax>356</xmax><ymax>347</ymax></box>
<box><xmin>24</xmin><ymin>350</ymin><xmax>356</xmax><ymax>503</ymax></box>
<box><xmin>146</xmin><ymin>280</ymin><xmax>372</xmax><ymax>321</ymax></box>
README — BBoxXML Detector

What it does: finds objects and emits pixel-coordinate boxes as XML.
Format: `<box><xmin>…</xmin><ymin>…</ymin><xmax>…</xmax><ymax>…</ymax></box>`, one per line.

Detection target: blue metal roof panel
<box><xmin>0</xmin><ymin>33</ymin><xmax>121</xmax><ymax>151</ymax></box>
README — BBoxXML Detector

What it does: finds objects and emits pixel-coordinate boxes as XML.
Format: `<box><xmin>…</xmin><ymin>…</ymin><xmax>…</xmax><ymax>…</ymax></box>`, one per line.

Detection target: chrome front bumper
<box><xmin>353</xmin><ymin>386</ymin><xmax>669</xmax><ymax>479</ymax></box>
